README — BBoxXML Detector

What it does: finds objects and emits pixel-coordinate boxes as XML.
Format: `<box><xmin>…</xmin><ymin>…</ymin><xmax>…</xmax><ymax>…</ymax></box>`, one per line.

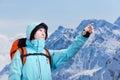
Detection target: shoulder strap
<box><xmin>10</xmin><ymin>40</ymin><xmax>19</xmax><ymax>60</ymax></box>
<box><xmin>45</xmin><ymin>49</ymin><xmax>52</xmax><ymax>68</ymax></box>
<box><xmin>45</xmin><ymin>49</ymin><xmax>51</xmax><ymax>63</ymax></box>
<box><xmin>18</xmin><ymin>48</ymin><xmax>52</xmax><ymax>68</ymax></box>
<box><xmin>18</xmin><ymin>47</ymin><xmax>27</xmax><ymax>65</ymax></box>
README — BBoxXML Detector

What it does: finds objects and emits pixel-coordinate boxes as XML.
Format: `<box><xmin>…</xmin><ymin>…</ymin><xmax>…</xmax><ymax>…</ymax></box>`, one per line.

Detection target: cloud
<box><xmin>0</xmin><ymin>34</ymin><xmax>10</xmax><ymax>55</ymax></box>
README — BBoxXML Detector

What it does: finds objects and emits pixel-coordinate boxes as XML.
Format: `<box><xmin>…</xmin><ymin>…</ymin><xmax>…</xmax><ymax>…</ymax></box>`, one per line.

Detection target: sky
<box><xmin>0</xmin><ymin>0</ymin><xmax>120</xmax><ymax>37</ymax></box>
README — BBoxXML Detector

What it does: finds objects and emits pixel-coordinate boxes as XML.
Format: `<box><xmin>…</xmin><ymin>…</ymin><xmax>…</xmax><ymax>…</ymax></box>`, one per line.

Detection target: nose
<box><xmin>42</xmin><ymin>33</ymin><xmax>44</xmax><ymax>36</ymax></box>
<box><xmin>42</xmin><ymin>31</ymin><xmax>45</xmax><ymax>36</ymax></box>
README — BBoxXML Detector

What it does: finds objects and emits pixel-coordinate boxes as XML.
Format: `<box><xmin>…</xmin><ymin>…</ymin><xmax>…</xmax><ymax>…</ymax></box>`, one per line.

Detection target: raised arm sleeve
<box><xmin>50</xmin><ymin>32</ymin><xmax>88</xmax><ymax>71</ymax></box>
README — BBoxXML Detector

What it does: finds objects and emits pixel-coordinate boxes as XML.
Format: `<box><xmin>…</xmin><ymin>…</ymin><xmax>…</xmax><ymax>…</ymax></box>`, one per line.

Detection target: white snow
<box><xmin>63</xmin><ymin>34</ymin><xmax>74</xmax><ymax>41</ymax></box>
<box><xmin>112</xmin><ymin>30</ymin><xmax>120</xmax><ymax>35</ymax></box>
<box><xmin>69</xmin><ymin>67</ymin><xmax>102</xmax><ymax>80</ymax></box>
<box><xmin>105</xmin><ymin>38</ymin><xmax>120</xmax><ymax>55</ymax></box>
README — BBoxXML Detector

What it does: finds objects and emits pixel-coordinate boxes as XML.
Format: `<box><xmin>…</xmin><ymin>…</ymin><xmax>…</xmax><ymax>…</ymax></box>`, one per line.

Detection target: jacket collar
<box><xmin>26</xmin><ymin>38</ymin><xmax>45</xmax><ymax>52</ymax></box>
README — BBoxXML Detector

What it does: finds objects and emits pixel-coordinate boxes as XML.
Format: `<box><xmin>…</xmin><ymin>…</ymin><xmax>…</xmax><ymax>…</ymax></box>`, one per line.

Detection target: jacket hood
<box><xmin>26</xmin><ymin>23</ymin><xmax>41</xmax><ymax>40</ymax></box>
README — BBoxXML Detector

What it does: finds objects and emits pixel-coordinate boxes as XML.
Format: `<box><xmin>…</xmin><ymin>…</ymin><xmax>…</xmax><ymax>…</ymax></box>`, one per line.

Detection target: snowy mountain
<box><xmin>0</xmin><ymin>17</ymin><xmax>120</xmax><ymax>80</ymax></box>
<box><xmin>51</xmin><ymin>19</ymin><xmax>120</xmax><ymax>80</ymax></box>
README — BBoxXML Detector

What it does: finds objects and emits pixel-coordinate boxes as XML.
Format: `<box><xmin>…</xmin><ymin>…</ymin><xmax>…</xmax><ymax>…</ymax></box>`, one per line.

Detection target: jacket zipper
<box><xmin>36</xmin><ymin>56</ymin><xmax>42</xmax><ymax>80</ymax></box>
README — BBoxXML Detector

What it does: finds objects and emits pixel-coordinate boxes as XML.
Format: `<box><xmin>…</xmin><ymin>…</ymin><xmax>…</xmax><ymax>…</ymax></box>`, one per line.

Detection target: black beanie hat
<box><xmin>30</xmin><ymin>23</ymin><xmax>48</xmax><ymax>40</ymax></box>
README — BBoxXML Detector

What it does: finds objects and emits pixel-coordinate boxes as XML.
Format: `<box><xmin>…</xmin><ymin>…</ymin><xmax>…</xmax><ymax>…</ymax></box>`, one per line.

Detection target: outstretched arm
<box><xmin>50</xmin><ymin>23</ymin><xmax>94</xmax><ymax>71</ymax></box>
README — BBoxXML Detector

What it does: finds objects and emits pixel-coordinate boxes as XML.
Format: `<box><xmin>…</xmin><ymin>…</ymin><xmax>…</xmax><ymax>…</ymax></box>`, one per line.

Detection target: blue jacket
<box><xmin>8</xmin><ymin>23</ymin><xmax>88</xmax><ymax>80</ymax></box>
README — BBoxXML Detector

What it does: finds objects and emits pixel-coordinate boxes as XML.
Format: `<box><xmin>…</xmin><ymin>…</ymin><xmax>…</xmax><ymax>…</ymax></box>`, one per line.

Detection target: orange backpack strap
<box><xmin>10</xmin><ymin>40</ymin><xmax>19</xmax><ymax>60</ymax></box>
<box><xmin>45</xmin><ymin>48</ymin><xmax>52</xmax><ymax>68</ymax></box>
<box><xmin>18</xmin><ymin>47</ymin><xmax>27</xmax><ymax>65</ymax></box>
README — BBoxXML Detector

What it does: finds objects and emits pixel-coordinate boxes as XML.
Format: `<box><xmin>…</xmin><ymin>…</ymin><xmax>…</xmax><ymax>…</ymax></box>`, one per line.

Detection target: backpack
<box><xmin>10</xmin><ymin>38</ymin><xmax>51</xmax><ymax>67</ymax></box>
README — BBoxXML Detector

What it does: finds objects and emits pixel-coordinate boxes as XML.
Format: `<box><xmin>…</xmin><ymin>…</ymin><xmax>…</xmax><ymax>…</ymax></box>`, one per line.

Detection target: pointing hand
<box><xmin>82</xmin><ymin>23</ymin><xmax>94</xmax><ymax>37</ymax></box>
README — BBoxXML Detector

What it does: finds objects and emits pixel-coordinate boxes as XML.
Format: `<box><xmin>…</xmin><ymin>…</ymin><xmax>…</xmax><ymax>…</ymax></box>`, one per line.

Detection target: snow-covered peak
<box><xmin>45</xmin><ymin>26</ymin><xmax>77</xmax><ymax>50</ymax></box>
<box><xmin>114</xmin><ymin>16</ymin><xmax>120</xmax><ymax>26</ymax></box>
